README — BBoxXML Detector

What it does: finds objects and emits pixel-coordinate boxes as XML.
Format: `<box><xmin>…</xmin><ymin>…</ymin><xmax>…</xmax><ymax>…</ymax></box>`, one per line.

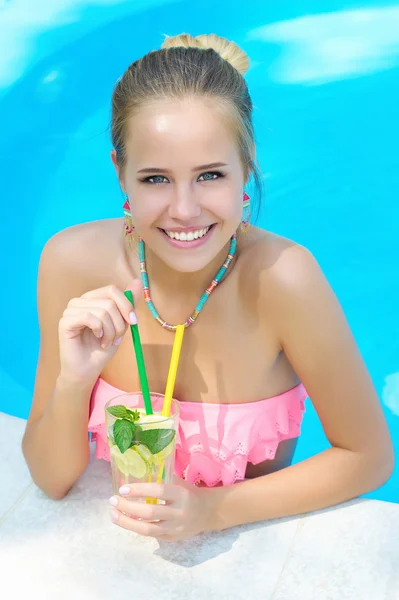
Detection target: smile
<box><xmin>163</xmin><ymin>226</ymin><xmax>211</xmax><ymax>241</ymax></box>
<box><xmin>158</xmin><ymin>224</ymin><xmax>216</xmax><ymax>248</ymax></box>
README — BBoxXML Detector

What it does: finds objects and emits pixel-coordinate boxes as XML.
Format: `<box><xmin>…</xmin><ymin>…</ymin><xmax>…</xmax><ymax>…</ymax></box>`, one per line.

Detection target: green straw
<box><xmin>124</xmin><ymin>290</ymin><xmax>153</xmax><ymax>415</ymax></box>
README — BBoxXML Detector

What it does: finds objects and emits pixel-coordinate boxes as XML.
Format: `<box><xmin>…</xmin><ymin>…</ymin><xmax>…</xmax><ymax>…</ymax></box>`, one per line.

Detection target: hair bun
<box><xmin>162</xmin><ymin>33</ymin><xmax>250</xmax><ymax>75</ymax></box>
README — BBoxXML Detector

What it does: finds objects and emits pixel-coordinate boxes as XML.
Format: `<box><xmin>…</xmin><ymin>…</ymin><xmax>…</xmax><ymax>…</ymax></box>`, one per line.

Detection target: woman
<box><xmin>22</xmin><ymin>33</ymin><xmax>394</xmax><ymax>542</ymax></box>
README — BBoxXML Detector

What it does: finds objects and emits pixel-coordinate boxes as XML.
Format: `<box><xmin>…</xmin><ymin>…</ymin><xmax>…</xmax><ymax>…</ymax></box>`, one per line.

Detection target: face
<box><xmin>112</xmin><ymin>97</ymin><xmax>246</xmax><ymax>273</ymax></box>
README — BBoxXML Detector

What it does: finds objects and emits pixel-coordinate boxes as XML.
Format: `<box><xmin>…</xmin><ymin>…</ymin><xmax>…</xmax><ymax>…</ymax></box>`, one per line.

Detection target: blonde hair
<box><xmin>112</xmin><ymin>33</ymin><xmax>262</xmax><ymax>209</ymax></box>
<box><xmin>162</xmin><ymin>33</ymin><xmax>250</xmax><ymax>75</ymax></box>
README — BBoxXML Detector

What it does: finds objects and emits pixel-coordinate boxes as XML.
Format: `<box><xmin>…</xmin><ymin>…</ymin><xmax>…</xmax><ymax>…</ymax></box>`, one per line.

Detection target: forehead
<box><xmin>125</xmin><ymin>98</ymin><xmax>239</xmax><ymax>167</ymax></box>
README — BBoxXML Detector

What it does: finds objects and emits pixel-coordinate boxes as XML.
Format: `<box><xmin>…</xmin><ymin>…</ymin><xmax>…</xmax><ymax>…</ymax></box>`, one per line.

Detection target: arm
<box><xmin>22</xmin><ymin>233</ymin><xmax>94</xmax><ymax>500</ymax></box>
<box><xmin>23</xmin><ymin>379</ymin><xmax>93</xmax><ymax>500</ymax></box>
<box><xmin>208</xmin><ymin>245</ymin><xmax>394</xmax><ymax>531</ymax></box>
<box><xmin>23</xmin><ymin>225</ymin><xmax>140</xmax><ymax>500</ymax></box>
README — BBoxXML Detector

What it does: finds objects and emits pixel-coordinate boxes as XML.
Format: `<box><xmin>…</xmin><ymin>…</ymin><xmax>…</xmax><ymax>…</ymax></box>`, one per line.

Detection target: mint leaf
<box><xmin>113</xmin><ymin>419</ymin><xmax>135</xmax><ymax>453</ymax></box>
<box><xmin>135</xmin><ymin>428</ymin><xmax>176</xmax><ymax>455</ymax></box>
<box><xmin>125</xmin><ymin>408</ymin><xmax>141</xmax><ymax>422</ymax></box>
<box><xmin>107</xmin><ymin>406</ymin><xmax>142</xmax><ymax>423</ymax></box>
<box><xmin>106</xmin><ymin>405</ymin><xmax>131</xmax><ymax>419</ymax></box>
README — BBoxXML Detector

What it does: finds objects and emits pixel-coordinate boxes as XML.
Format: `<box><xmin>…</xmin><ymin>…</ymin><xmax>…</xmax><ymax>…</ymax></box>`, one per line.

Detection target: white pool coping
<box><xmin>1</xmin><ymin>411</ymin><xmax>398</xmax><ymax>599</ymax></box>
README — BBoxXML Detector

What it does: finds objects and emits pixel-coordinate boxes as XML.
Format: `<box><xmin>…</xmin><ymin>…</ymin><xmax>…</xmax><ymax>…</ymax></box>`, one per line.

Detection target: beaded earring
<box><xmin>123</xmin><ymin>196</ymin><xmax>134</xmax><ymax>236</ymax></box>
<box><xmin>241</xmin><ymin>191</ymin><xmax>251</xmax><ymax>233</ymax></box>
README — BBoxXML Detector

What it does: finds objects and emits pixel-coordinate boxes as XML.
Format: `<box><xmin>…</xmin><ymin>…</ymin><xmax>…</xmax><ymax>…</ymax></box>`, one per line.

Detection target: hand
<box><xmin>108</xmin><ymin>478</ymin><xmax>215</xmax><ymax>542</ymax></box>
<box><xmin>58</xmin><ymin>280</ymin><xmax>142</xmax><ymax>384</ymax></box>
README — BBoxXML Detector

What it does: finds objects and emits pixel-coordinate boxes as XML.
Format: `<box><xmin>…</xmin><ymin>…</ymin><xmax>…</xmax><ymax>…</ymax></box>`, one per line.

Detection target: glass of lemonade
<box><xmin>105</xmin><ymin>392</ymin><xmax>180</xmax><ymax>504</ymax></box>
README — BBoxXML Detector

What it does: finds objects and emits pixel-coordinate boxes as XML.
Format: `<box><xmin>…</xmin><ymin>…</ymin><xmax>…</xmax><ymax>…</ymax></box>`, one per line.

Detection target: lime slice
<box><xmin>110</xmin><ymin>445</ymin><xmax>149</xmax><ymax>479</ymax></box>
<box><xmin>137</xmin><ymin>414</ymin><xmax>174</xmax><ymax>429</ymax></box>
<box><xmin>134</xmin><ymin>445</ymin><xmax>158</xmax><ymax>474</ymax></box>
<box><xmin>134</xmin><ymin>444</ymin><xmax>153</xmax><ymax>463</ymax></box>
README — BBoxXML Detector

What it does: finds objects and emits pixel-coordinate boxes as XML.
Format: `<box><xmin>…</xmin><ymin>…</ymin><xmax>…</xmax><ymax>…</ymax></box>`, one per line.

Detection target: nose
<box><xmin>168</xmin><ymin>186</ymin><xmax>201</xmax><ymax>221</ymax></box>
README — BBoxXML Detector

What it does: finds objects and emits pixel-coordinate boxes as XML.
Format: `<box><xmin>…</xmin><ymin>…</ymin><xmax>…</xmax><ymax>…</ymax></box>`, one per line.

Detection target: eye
<box><xmin>198</xmin><ymin>171</ymin><xmax>224</xmax><ymax>181</ymax></box>
<box><xmin>140</xmin><ymin>171</ymin><xmax>225</xmax><ymax>184</ymax></box>
<box><xmin>141</xmin><ymin>175</ymin><xmax>168</xmax><ymax>184</ymax></box>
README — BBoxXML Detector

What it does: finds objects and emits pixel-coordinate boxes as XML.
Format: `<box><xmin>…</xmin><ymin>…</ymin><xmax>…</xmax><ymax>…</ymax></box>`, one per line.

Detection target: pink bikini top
<box><xmin>88</xmin><ymin>378</ymin><xmax>307</xmax><ymax>487</ymax></box>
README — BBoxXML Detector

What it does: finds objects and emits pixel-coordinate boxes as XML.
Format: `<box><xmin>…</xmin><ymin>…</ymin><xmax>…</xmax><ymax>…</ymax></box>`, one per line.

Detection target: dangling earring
<box><xmin>123</xmin><ymin>196</ymin><xmax>135</xmax><ymax>237</ymax></box>
<box><xmin>240</xmin><ymin>191</ymin><xmax>251</xmax><ymax>233</ymax></box>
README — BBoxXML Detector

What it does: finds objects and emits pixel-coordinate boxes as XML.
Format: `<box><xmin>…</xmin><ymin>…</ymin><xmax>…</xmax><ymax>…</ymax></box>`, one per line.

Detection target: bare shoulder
<box><xmin>40</xmin><ymin>218</ymin><xmax>124</xmax><ymax>291</ymax></box>
<box><xmin>240</xmin><ymin>227</ymin><xmax>323</xmax><ymax>301</ymax></box>
<box><xmin>42</xmin><ymin>217</ymin><xmax>123</xmax><ymax>264</ymax></box>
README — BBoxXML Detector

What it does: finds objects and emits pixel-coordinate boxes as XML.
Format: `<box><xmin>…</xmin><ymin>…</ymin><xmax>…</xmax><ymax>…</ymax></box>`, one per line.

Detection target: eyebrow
<box><xmin>137</xmin><ymin>162</ymin><xmax>228</xmax><ymax>174</ymax></box>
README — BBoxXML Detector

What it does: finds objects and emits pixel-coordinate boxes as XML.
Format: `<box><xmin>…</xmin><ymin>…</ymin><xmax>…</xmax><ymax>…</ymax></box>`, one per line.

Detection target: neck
<box><xmin>139</xmin><ymin>236</ymin><xmax>237</xmax><ymax>325</ymax></box>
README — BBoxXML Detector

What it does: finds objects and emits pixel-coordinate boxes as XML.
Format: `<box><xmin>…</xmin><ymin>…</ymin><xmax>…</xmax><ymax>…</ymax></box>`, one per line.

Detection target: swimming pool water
<box><xmin>0</xmin><ymin>0</ymin><xmax>398</xmax><ymax>503</ymax></box>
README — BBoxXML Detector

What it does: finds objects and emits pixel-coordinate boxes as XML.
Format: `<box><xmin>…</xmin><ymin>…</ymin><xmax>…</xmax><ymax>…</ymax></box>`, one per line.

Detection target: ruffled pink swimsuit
<box><xmin>88</xmin><ymin>378</ymin><xmax>307</xmax><ymax>487</ymax></box>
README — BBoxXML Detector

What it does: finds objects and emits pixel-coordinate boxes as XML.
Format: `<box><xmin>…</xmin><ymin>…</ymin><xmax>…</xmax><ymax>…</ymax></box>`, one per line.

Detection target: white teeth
<box><xmin>164</xmin><ymin>226</ymin><xmax>211</xmax><ymax>241</ymax></box>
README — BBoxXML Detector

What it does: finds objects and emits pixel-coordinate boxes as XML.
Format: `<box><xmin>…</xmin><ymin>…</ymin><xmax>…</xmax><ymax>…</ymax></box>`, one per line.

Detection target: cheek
<box><xmin>214</xmin><ymin>186</ymin><xmax>243</xmax><ymax>221</ymax></box>
<box><xmin>130</xmin><ymin>189</ymin><xmax>166</xmax><ymax>224</ymax></box>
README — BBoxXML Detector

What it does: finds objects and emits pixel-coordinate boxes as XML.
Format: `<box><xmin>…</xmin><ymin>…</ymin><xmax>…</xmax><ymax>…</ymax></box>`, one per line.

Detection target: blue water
<box><xmin>0</xmin><ymin>0</ymin><xmax>398</xmax><ymax>503</ymax></box>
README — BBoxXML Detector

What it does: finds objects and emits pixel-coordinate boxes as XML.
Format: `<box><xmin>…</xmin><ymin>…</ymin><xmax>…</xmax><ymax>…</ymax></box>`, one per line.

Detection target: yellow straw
<box><xmin>162</xmin><ymin>324</ymin><xmax>185</xmax><ymax>417</ymax></box>
<box><xmin>148</xmin><ymin>324</ymin><xmax>185</xmax><ymax>504</ymax></box>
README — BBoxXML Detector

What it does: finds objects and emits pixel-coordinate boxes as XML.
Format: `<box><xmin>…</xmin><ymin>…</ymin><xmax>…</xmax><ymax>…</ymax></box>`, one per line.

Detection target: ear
<box><xmin>111</xmin><ymin>149</ymin><xmax>119</xmax><ymax>175</ymax></box>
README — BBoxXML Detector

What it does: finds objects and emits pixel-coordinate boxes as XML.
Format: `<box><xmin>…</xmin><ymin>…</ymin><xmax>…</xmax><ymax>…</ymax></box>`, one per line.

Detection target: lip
<box><xmin>160</xmin><ymin>225</ymin><xmax>214</xmax><ymax>233</ymax></box>
<box><xmin>159</xmin><ymin>224</ymin><xmax>216</xmax><ymax>249</ymax></box>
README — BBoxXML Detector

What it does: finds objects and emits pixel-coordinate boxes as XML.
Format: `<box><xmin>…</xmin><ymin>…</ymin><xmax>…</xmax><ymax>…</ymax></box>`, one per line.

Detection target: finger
<box><xmin>67</xmin><ymin>298</ymin><xmax>127</xmax><ymax>337</ymax></box>
<box><xmin>81</xmin><ymin>285</ymin><xmax>138</xmax><ymax>325</ymax></box>
<box><xmin>69</xmin><ymin>301</ymin><xmax>126</xmax><ymax>346</ymax></box>
<box><xmin>111</xmin><ymin>496</ymin><xmax>176</xmax><ymax>522</ymax></box>
<box><xmin>110</xmin><ymin>508</ymin><xmax>172</xmax><ymax>538</ymax></box>
<box><xmin>63</xmin><ymin>307</ymin><xmax>116</xmax><ymax>348</ymax></box>
<box><xmin>59</xmin><ymin>312</ymin><xmax>104</xmax><ymax>340</ymax></box>
<box><xmin>118</xmin><ymin>483</ymin><xmax>180</xmax><ymax>503</ymax></box>
<box><xmin>86</xmin><ymin>308</ymin><xmax>118</xmax><ymax>348</ymax></box>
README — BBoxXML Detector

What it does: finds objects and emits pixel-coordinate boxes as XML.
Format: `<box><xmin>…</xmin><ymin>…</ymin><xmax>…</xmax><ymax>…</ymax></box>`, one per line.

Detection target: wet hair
<box><xmin>111</xmin><ymin>33</ymin><xmax>263</xmax><ymax>214</ymax></box>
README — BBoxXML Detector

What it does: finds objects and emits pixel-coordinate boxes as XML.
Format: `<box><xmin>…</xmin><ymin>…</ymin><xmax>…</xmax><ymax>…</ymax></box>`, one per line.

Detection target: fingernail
<box><xmin>110</xmin><ymin>508</ymin><xmax>119</xmax><ymax>523</ymax></box>
<box><xmin>129</xmin><ymin>312</ymin><xmax>137</xmax><ymax>325</ymax></box>
<box><xmin>97</xmin><ymin>329</ymin><xmax>104</xmax><ymax>338</ymax></box>
<box><xmin>113</xmin><ymin>337</ymin><xmax>123</xmax><ymax>346</ymax></box>
<box><xmin>109</xmin><ymin>496</ymin><xmax>118</xmax><ymax>507</ymax></box>
<box><xmin>119</xmin><ymin>485</ymin><xmax>130</xmax><ymax>495</ymax></box>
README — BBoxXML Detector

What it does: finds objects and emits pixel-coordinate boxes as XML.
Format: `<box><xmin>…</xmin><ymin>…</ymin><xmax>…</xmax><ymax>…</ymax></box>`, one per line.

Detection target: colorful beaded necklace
<box><xmin>138</xmin><ymin>233</ymin><xmax>237</xmax><ymax>331</ymax></box>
